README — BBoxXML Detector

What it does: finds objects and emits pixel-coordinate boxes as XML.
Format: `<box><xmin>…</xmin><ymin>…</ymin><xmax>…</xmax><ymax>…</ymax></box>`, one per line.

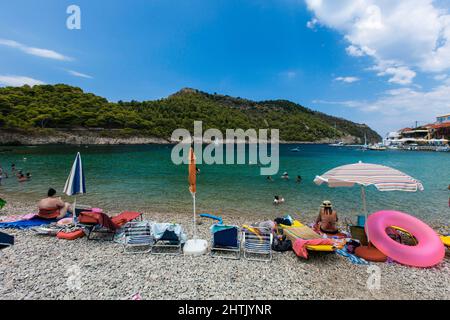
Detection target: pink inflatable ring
<box><xmin>366</xmin><ymin>210</ymin><xmax>445</xmax><ymax>268</ymax></box>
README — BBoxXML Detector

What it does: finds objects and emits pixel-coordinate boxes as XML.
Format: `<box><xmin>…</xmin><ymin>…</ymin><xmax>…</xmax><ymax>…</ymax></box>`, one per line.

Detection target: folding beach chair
<box><xmin>242</xmin><ymin>226</ymin><xmax>273</xmax><ymax>262</ymax></box>
<box><xmin>151</xmin><ymin>223</ymin><xmax>184</xmax><ymax>255</ymax></box>
<box><xmin>123</xmin><ymin>221</ymin><xmax>153</xmax><ymax>254</ymax></box>
<box><xmin>210</xmin><ymin>224</ymin><xmax>241</xmax><ymax>259</ymax></box>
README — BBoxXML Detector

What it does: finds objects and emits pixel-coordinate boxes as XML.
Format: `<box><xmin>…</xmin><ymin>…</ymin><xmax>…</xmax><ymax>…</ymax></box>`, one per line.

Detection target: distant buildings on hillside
<box><xmin>385</xmin><ymin>114</ymin><xmax>450</xmax><ymax>151</ymax></box>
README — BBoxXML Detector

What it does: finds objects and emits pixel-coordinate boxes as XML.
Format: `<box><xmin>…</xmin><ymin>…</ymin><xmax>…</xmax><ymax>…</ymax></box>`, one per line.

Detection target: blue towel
<box><xmin>336</xmin><ymin>248</ymin><xmax>370</xmax><ymax>265</ymax></box>
<box><xmin>0</xmin><ymin>216</ymin><xmax>59</xmax><ymax>229</ymax></box>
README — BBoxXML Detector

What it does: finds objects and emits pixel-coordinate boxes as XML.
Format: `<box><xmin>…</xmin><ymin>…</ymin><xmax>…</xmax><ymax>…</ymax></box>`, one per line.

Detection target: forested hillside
<box><xmin>0</xmin><ymin>84</ymin><xmax>381</xmax><ymax>142</ymax></box>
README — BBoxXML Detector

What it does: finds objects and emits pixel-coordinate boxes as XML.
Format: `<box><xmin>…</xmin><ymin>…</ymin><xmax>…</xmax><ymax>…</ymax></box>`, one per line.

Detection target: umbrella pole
<box><xmin>192</xmin><ymin>192</ymin><xmax>196</xmax><ymax>240</ymax></box>
<box><xmin>72</xmin><ymin>196</ymin><xmax>77</xmax><ymax>226</ymax></box>
<box><xmin>360</xmin><ymin>185</ymin><xmax>369</xmax><ymax>241</ymax></box>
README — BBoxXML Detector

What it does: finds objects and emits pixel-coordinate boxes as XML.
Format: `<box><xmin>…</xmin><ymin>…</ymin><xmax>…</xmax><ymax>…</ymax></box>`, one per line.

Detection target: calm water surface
<box><xmin>0</xmin><ymin>144</ymin><xmax>449</xmax><ymax>222</ymax></box>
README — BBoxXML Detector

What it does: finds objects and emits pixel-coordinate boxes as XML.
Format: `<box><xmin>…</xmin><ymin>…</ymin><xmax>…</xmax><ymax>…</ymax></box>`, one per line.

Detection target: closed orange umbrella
<box><xmin>184</xmin><ymin>146</ymin><xmax>208</xmax><ymax>255</ymax></box>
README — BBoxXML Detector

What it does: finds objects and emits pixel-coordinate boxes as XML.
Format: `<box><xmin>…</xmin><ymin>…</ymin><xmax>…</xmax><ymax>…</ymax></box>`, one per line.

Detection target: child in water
<box><xmin>273</xmin><ymin>195</ymin><xmax>285</xmax><ymax>205</ymax></box>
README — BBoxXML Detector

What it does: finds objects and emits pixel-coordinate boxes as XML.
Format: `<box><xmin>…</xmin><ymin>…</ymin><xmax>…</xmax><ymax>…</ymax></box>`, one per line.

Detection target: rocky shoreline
<box><xmin>0</xmin><ymin>129</ymin><xmax>360</xmax><ymax>146</ymax></box>
<box><xmin>0</xmin><ymin>198</ymin><xmax>449</xmax><ymax>300</ymax></box>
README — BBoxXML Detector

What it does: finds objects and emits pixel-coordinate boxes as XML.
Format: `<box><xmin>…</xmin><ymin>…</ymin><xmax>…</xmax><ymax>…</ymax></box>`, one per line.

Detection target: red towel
<box><xmin>79</xmin><ymin>211</ymin><xmax>141</xmax><ymax>230</ymax></box>
<box><xmin>293</xmin><ymin>238</ymin><xmax>335</xmax><ymax>259</ymax></box>
<box><xmin>111</xmin><ymin>211</ymin><xmax>141</xmax><ymax>227</ymax></box>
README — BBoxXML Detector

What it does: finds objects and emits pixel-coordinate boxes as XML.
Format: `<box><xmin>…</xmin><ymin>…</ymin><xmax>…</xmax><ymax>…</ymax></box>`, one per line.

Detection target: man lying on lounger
<box><xmin>37</xmin><ymin>188</ymin><xmax>72</xmax><ymax>219</ymax></box>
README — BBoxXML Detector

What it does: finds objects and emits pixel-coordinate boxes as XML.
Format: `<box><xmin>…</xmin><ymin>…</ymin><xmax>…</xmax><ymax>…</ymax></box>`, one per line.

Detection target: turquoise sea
<box><xmin>0</xmin><ymin>144</ymin><xmax>449</xmax><ymax>221</ymax></box>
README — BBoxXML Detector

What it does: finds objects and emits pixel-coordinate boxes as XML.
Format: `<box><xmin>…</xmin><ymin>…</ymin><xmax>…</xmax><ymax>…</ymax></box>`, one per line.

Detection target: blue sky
<box><xmin>1</xmin><ymin>0</ymin><xmax>450</xmax><ymax>136</ymax></box>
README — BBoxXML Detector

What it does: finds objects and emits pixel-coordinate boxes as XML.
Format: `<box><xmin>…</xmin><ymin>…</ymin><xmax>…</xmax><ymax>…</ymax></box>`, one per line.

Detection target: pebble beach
<box><xmin>1</xmin><ymin>198</ymin><xmax>449</xmax><ymax>300</ymax></box>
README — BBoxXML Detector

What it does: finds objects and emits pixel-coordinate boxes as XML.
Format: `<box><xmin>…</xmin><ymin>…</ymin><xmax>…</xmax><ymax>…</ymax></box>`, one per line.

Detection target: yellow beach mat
<box><xmin>280</xmin><ymin>221</ymin><xmax>342</xmax><ymax>252</ymax></box>
<box><xmin>441</xmin><ymin>235</ymin><xmax>450</xmax><ymax>248</ymax></box>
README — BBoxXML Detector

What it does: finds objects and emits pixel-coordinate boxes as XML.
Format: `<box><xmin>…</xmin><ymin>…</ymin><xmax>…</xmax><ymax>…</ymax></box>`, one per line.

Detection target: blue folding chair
<box><xmin>201</xmin><ymin>213</ymin><xmax>240</xmax><ymax>259</ymax></box>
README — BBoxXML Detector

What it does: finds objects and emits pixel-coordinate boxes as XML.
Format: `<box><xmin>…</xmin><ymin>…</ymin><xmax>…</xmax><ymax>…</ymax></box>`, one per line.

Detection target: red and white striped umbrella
<box><xmin>314</xmin><ymin>161</ymin><xmax>424</xmax><ymax>238</ymax></box>
<box><xmin>314</xmin><ymin>161</ymin><xmax>424</xmax><ymax>192</ymax></box>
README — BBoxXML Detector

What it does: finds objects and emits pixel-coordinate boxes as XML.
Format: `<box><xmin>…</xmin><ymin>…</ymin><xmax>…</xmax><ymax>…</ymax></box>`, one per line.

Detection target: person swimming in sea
<box><xmin>17</xmin><ymin>173</ymin><xmax>27</xmax><ymax>182</ymax></box>
<box><xmin>267</xmin><ymin>176</ymin><xmax>273</xmax><ymax>182</ymax></box>
<box><xmin>273</xmin><ymin>195</ymin><xmax>285</xmax><ymax>205</ymax></box>
<box><xmin>281</xmin><ymin>172</ymin><xmax>289</xmax><ymax>180</ymax></box>
<box><xmin>26</xmin><ymin>172</ymin><xmax>32</xmax><ymax>180</ymax></box>
<box><xmin>296</xmin><ymin>175</ymin><xmax>302</xmax><ymax>183</ymax></box>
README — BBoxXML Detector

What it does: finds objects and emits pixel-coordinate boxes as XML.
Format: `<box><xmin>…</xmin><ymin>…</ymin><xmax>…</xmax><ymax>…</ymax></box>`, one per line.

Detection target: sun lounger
<box><xmin>79</xmin><ymin>211</ymin><xmax>142</xmax><ymax>240</ymax></box>
<box><xmin>123</xmin><ymin>221</ymin><xmax>153</xmax><ymax>254</ymax></box>
<box><xmin>210</xmin><ymin>224</ymin><xmax>241</xmax><ymax>259</ymax></box>
<box><xmin>441</xmin><ymin>235</ymin><xmax>450</xmax><ymax>248</ymax></box>
<box><xmin>242</xmin><ymin>226</ymin><xmax>272</xmax><ymax>262</ymax></box>
<box><xmin>151</xmin><ymin>223</ymin><xmax>185</xmax><ymax>255</ymax></box>
<box><xmin>281</xmin><ymin>221</ymin><xmax>345</xmax><ymax>253</ymax></box>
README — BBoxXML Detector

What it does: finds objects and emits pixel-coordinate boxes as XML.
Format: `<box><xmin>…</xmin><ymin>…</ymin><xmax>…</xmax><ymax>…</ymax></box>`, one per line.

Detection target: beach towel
<box><xmin>0</xmin><ymin>215</ymin><xmax>60</xmax><ymax>229</ymax></box>
<box><xmin>293</xmin><ymin>238</ymin><xmax>335</xmax><ymax>259</ymax></box>
<box><xmin>210</xmin><ymin>224</ymin><xmax>234</xmax><ymax>233</ymax></box>
<box><xmin>0</xmin><ymin>213</ymin><xmax>36</xmax><ymax>223</ymax></box>
<box><xmin>151</xmin><ymin>223</ymin><xmax>187</xmax><ymax>243</ymax></box>
<box><xmin>336</xmin><ymin>249</ymin><xmax>370</xmax><ymax>265</ymax></box>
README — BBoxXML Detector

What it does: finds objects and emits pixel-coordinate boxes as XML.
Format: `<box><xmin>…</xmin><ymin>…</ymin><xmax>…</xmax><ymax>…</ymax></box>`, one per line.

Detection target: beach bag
<box><xmin>272</xmin><ymin>235</ymin><xmax>292</xmax><ymax>252</ymax></box>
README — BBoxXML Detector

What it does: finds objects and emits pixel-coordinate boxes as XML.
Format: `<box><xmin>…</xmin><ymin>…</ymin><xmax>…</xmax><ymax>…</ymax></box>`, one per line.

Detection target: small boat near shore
<box><xmin>368</xmin><ymin>144</ymin><xmax>387</xmax><ymax>151</ymax></box>
<box><xmin>329</xmin><ymin>141</ymin><xmax>344</xmax><ymax>147</ymax></box>
<box><xmin>435</xmin><ymin>146</ymin><xmax>450</xmax><ymax>152</ymax></box>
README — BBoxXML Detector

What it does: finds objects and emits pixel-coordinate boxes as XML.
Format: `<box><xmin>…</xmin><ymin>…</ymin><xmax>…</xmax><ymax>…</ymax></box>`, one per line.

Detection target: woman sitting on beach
<box><xmin>37</xmin><ymin>188</ymin><xmax>72</xmax><ymax>220</ymax></box>
<box><xmin>315</xmin><ymin>200</ymin><xmax>339</xmax><ymax>234</ymax></box>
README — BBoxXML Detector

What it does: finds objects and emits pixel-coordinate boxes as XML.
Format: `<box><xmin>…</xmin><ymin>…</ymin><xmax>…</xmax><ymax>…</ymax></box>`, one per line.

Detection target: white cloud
<box><xmin>377</xmin><ymin>66</ymin><xmax>416</xmax><ymax>85</ymax></box>
<box><xmin>0</xmin><ymin>75</ymin><xmax>45</xmax><ymax>87</ymax></box>
<box><xmin>0</xmin><ymin>38</ymin><xmax>71</xmax><ymax>61</ymax></box>
<box><xmin>335</xmin><ymin>76</ymin><xmax>360</xmax><ymax>83</ymax></box>
<box><xmin>67</xmin><ymin>70</ymin><xmax>93</xmax><ymax>79</ymax></box>
<box><xmin>305</xmin><ymin>0</ymin><xmax>450</xmax><ymax>84</ymax></box>
<box><xmin>434</xmin><ymin>74</ymin><xmax>448</xmax><ymax>81</ymax></box>
<box><xmin>306</xmin><ymin>18</ymin><xmax>319</xmax><ymax>30</ymax></box>
<box><xmin>319</xmin><ymin>85</ymin><xmax>450</xmax><ymax>133</ymax></box>
<box><xmin>279</xmin><ymin>70</ymin><xmax>297</xmax><ymax>79</ymax></box>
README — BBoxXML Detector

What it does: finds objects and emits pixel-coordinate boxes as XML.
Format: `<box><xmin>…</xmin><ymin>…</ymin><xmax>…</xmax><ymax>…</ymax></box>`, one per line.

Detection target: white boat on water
<box><xmin>329</xmin><ymin>141</ymin><xmax>344</xmax><ymax>147</ymax></box>
<box><xmin>368</xmin><ymin>144</ymin><xmax>387</xmax><ymax>151</ymax></box>
<box><xmin>436</xmin><ymin>146</ymin><xmax>450</xmax><ymax>152</ymax></box>
<box><xmin>290</xmin><ymin>147</ymin><xmax>301</xmax><ymax>152</ymax></box>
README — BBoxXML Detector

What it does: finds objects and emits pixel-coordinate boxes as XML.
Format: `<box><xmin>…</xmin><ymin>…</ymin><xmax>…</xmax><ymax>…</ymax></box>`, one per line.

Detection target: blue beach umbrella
<box><xmin>63</xmin><ymin>152</ymin><xmax>86</xmax><ymax>219</ymax></box>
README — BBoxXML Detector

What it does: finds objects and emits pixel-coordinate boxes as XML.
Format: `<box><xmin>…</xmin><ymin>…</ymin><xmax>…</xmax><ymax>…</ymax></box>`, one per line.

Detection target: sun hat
<box><xmin>321</xmin><ymin>200</ymin><xmax>332</xmax><ymax>208</ymax></box>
